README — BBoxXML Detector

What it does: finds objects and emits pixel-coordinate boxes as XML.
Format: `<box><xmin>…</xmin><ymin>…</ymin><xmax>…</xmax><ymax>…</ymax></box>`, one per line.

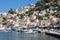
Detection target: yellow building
<box><xmin>39</xmin><ymin>20</ymin><xmax>51</xmax><ymax>27</ymax></box>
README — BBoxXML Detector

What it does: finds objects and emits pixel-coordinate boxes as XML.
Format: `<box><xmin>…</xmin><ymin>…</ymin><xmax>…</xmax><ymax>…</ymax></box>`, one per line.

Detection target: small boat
<box><xmin>5</xmin><ymin>27</ymin><xmax>11</xmax><ymax>32</ymax></box>
<box><xmin>22</xmin><ymin>29</ymin><xmax>37</xmax><ymax>33</ymax></box>
<box><xmin>0</xmin><ymin>27</ymin><xmax>7</xmax><ymax>32</ymax></box>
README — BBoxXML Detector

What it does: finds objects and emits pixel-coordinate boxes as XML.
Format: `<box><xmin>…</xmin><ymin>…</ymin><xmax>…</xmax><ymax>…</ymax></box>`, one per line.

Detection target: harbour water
<box><xmin>0</xmin><ymin>31</ymin><xmax>60</xmax><ymax>40</ymax></box>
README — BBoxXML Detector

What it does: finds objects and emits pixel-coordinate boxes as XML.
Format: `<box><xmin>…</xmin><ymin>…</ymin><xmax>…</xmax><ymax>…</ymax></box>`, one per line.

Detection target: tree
<box><xmin>2</xmin><ymin>17</ymin><xmax>7</xmax><ymax>21</ymax></box>
<box><xmin>2</xmin><ymin>17</ymin><xmax>7</xmax><ymax>25</ymax></box>
<box><xmin>45</xmin><ymin>5</ymin><xmax>50</xmax><ymax>9</ymax></box>
<box><xmin>8</xmin><ymin>8</ymin><xmax>16</xmax><ymax>14</ymax></box>
<box><xmin>45</xmin><ymin>13</ymin><xmax>49</xmax><ymax>17</ymax></box>
<box><xmin>36</xmin><ymin>0</ymin><xmax>45</xmax><ymax>6</ymax></box>
<box><xmin>44</xmin><ymin>0</ymin><xmax>49</xmax><ymax>3</ymax></box>
<box><xmin>35</xmin><ymin>6</ymin><xmax>42</xmax><ymax>11</ymax></box>
<box><xmin>36</xmin><ymin>1</ymin><xmax>41</xmax><ymax>7</ymax></box>
<box><xmin>35</xmin><ymin>0</ymin><xmax>47</xmax><ymax>11</ymax></box>
<box><xmin>49</xmin><ymin>24</ymin><xmax>54</xmax><ymax>29</ymax></box>
<box><xmin>55</xmin><ymin>13</ymin><xmax>60</xmax><ymax>18</ymax></box>
<box><xmin>2</xmin><ymin>22</ymin><xmax>7</xmax><ymax>25</ymax></box>
<box><xmin>36</xmin><ymin>15</ymin><xmax>43</xmax><ymax>20</ymax></box>
<box><xmin>26</xmin><ymin>10</ymin><xmax>33</xmax><ymax>16</ymax></box>
<box><xmin>19</xmin><ymin>14</ymin><xmax>24</xmax><ymax>19</ymax></box>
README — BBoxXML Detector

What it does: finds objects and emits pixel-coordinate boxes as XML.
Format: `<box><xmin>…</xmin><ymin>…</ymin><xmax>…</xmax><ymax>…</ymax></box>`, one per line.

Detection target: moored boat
<box><xmin>0</xmin><ymin>27</ymin><xmax>8</xmax><ymax>32</ymax></box>
<box><xmin>21</xmin><ymin>29</ymin><xmax>37</xmax><ymax>33</ymax></box>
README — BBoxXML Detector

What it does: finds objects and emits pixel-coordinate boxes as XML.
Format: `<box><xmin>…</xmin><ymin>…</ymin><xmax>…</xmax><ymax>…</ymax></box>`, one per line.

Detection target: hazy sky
<box><xmin>0</xmin><ymin>0</ymin><xmax>38</xmax><ymax>12</ymax></box>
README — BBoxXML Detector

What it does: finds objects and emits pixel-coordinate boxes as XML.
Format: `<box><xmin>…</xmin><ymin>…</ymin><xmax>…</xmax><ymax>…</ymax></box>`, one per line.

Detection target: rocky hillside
<box><xmin>0</xmin><ymin>0</ymin><xmax>60</xmax><ymax>27</ymax></box>
<box><xmin>33</xmin><ymin>0</ymin><xmax>60</xmax><ymax>18</ymax></box>
<box><xmin>8</xmin><ymin>0</ymin><xmax>60</xmax><ymax>20</ymax></box>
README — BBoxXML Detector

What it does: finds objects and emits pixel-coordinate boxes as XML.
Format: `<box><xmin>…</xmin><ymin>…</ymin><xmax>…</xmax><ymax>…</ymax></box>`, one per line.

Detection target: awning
<box><xmin>54</xmin><ymin>24</ymin><xmax>60</xmax><ymax>27</ymax></box>
<box><xmin>30</xmin><ymin>24</ymin><xmax>39</xmax><ymax>27</ymax></box>
<box><xmin>39</xmin><ymin>26</ymin><xmax>49</xmax><ymax>27</ymax></box>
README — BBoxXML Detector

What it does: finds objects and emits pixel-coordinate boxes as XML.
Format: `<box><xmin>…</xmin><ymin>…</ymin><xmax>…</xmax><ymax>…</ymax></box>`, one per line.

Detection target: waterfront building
<box><xmin>0</xmin><ymin>23</ymin><xmax>3</xmax><ymax>28</ymax></box>
<box><xmin>39</xmin><ymin>10</ymin><xmax>46</xmax><ymax>16</ymax></box>
<box><xmin>39</xmin><ymin>20</ymin><xmax>51</xmax><ymax>28</ymax></box>
<box><xmin>34</xmin><ymin>11</ymin><xmax>39</xmax><ymax>15</ymax></box>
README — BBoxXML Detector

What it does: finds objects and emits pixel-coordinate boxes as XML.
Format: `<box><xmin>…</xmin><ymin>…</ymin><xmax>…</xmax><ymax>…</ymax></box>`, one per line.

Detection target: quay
<box><xmin>45</xmin><ymin>29</ymin><xmax>60</xmax><ymax>37</ymax></box>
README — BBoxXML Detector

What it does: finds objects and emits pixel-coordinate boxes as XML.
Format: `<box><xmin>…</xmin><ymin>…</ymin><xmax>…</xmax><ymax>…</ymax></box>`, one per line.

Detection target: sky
<box><xmin>0</xmin><ymin>0</ymin><xmax>38</xmax><ymax>12</ymax></box>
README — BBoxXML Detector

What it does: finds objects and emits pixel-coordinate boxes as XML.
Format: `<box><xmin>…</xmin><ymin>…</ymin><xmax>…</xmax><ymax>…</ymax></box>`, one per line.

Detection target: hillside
<box><xmin>7</xmin><ymin>0</ymin><xmax>60</xmax><ymax>21</ymax></box>
<box><xmin>0</xmin><ymin>0</ymin><xmax>60</xmax><ymax>28</ymax></box>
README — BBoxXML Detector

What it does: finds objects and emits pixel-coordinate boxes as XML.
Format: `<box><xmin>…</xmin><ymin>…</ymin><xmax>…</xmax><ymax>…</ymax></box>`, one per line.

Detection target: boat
<box><xmin>21</xmin><ymin>29</ymin><xmax>37</xmax><ymax>33</ymax></box>
<box><xmin>0</xmin><ymin>27</ymin><xmax>7</xmax><ymax>32</ymax></box>
<box><xmin>5</xmin><ymin>27</ymin><xmax>11</xmax><ymax>32</ymax></box>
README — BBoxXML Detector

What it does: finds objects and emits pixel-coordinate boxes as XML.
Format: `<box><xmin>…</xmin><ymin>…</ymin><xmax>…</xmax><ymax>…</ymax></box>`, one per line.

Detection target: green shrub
<box><xmin>36</xmin><ymin>15</ymin><xmax>43</xmax><ymax>20</ymax></box>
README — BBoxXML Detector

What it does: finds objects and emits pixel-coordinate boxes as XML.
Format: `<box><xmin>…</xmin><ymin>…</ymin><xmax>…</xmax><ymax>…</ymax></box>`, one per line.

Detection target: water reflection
<box><xmin>0</xmin><ymin>31</ymin><xmax>59</xmax><ymax>40</ymax></box>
